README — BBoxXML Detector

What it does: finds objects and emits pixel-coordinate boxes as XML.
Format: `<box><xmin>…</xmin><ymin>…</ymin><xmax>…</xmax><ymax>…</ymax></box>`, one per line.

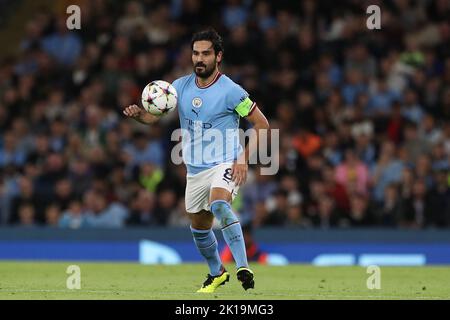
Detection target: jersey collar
<box><xmin>195</xmin><ymin>71</ymin><xmax>222</xmax><ymax>89</ymax></box>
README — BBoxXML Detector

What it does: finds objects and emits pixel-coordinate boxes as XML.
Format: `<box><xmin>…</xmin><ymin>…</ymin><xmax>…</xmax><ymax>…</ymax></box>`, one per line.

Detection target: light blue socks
<box><xmin>190</xmin><ymin>226</ymin><xmax>223</xmax><ymax>276</ymax></box>
<box><xmin>210</xmin><ymin>200</ymin><xmax>249</xmax><ymax>269</ymax></box>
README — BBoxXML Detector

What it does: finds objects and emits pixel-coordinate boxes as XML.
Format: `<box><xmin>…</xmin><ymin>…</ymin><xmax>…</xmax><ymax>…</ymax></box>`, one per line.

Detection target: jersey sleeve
<box><xmin>227</xmin><ymin>83</ymin><xmax>256</xmax><ymax>117</ymax></box>
<box><xmin>171</xmin><ymin>78</ymin><xmax>182</xmax><ymax>94</ymax></box>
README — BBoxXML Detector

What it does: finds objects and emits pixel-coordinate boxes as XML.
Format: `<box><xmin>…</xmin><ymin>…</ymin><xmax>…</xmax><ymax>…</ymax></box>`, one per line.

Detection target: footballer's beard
<box><xmin>194</xmin><ymin>62</ymin><xmax>216</xmax><ymax>79</ymax></box>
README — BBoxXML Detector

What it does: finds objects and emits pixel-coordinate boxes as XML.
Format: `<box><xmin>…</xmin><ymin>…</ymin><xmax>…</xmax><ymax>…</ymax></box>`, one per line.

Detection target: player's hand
<box><xmin>231</xmin><ymin>161</ymin><xmax>248</xmax><ymax>187</ymax></box>
<box><xmin>123</xmin><ymin>104</ymin><xmax>143</xmax><ymax>119</ymax></box>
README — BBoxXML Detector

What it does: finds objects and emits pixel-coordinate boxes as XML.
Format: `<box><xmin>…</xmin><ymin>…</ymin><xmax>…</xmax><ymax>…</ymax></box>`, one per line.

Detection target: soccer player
<box><xmin>123</xmin><ymin>29</ymin><xmax>270</xmax><ymax>293</ymax></box>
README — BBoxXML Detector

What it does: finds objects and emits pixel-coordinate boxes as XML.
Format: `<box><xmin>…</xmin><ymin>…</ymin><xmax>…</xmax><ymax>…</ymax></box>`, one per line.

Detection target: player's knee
<box><xmin>210</xmin><ymin>200</ymin><xmax>238</xmax><ymax>227</ymax></box>
<box><xmin>188</xmin><ymin>211</ymin><xmax>214</xmax><ymax>230</ymax></box>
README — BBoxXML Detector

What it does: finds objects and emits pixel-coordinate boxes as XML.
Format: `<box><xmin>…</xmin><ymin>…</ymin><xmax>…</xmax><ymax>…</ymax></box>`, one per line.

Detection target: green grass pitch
<box><xmin>0</xmin><ymin>261</ymin><xmax>449</xmax><ymax>300</ymax></box>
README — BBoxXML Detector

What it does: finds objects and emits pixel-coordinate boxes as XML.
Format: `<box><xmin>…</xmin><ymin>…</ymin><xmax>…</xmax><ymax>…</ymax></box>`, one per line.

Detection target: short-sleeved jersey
<box><xmin>172</xmin><ymin>72</ymin><xmax>256</xmax><ymax>176</ymax></box>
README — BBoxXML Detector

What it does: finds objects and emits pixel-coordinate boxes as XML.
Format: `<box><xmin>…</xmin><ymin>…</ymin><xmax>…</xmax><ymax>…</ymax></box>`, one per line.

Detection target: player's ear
<box><xmin>216</xmin><ymin>51</ymin><xmax>223</xmax><ymax>64</ymax></box>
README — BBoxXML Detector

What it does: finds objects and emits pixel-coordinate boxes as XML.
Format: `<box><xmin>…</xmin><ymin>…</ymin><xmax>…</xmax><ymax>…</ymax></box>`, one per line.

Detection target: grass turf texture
<box><xmin>0</xmin><ymin>262</ymin><xmax>449</xmax><ymax>300</ymax></box>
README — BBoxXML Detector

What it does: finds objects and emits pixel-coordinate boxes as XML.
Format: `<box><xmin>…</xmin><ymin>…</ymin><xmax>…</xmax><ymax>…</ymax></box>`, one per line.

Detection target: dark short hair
<box><xmin>191</xmin><ymin>28</ymin><xmax>224</xmax><ymax>55</ymax></box>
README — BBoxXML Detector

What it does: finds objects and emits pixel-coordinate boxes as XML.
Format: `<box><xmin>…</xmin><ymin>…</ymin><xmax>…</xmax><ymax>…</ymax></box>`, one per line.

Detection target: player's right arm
<box><xmin>123</xmin><ymin>104</ymin><xmax>159</xmax><ymax>124</ymax></box>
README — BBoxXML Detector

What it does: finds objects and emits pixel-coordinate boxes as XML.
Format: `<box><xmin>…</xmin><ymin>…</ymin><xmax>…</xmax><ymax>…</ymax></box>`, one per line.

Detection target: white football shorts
<box><xmin>185</xmin><ymin>163</ymin><xmax>239</xmax><ymax>214</ymax></box>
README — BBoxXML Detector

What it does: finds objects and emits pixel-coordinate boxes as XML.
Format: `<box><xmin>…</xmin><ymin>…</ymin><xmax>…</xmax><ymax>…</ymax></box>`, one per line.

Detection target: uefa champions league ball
<box><xmin>141</xmin><ymin>80</ymin><xmax>178</xmax><ymax>116</ymax></box>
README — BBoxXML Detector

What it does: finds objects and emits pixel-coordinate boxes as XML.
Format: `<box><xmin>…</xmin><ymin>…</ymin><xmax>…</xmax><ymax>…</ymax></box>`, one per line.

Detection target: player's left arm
<box><xmin>232</xmin><ymin>105</ymin><xmax>270</xmax><ymax>186</ymax></box>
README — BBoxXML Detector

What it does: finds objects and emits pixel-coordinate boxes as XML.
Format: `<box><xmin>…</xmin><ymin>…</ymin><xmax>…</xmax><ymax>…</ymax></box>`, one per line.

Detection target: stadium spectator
<box><xmin>116</xmin><ymin>1</ymin><xmax>146</xmax><ymax>37</ymax></box>
<box><xmin>153</xmin><ymin>188</ymin><xmax>177</xmax><ymax>226</ymax></box>
<box><xmin>311</xmin><ymin>195</ymin><xmax>340</xmax><ymax>228</ymax></box>
<box><xmin>79</xmin><ymin>189</ymin><xmax>129</xmax><ymax>228</ymax></box>
<box><xmin>41</xmin><ymin>16</ymin><xmax>82</xmax><ymax>66</ymax></box>
<box><xmin>241</xmin><ymin>166</ymin><xmax>278</xmax><ymax>223</ymax></box>
<box><xmin>403</xmin><ymin>122</ymin><xmax>432</xmax><ymax>161</ymax></box>
<box><xmin>401</xmin><ymin>89</ymin><xmax>424</xmax><ymax>124</ymax></box>
<box><xmin>264</xmin><ymin>189</ymin><xmax>289</xmax><ymax>226</ymax></box>
<box><xmin>372</xmin><ymin>141</ymin><xmax>404</xmax><ymax>203</ymax></box>
<box><xmin>167</xmin><ymin>197</ymin><xmax>191</xmax><ymax>227</ymax></box>
<box><xmin>126</xmin><ymin>189</ymin><xmax>157</xmax><ymax>226</ymax></box>
<box><xmin>425</xmin><ymin>169</ymin><xmax>450</xmax><ymax>227</ymax></box>
<box><xmin>401</xmin><ymin>179</ymin><xmax>428</xmax><ymax>228</ymax></box>
<box><xmin>344</xmin><ymin>193</ymin><xmax>376</xmax><ymax>227</ymax></box>
<box><xmin>399</xmin><ymin>166</ymin><xmax>415</xmax><ymax>200</ymax></box>
<box><xmin>9</xmin><ymin>176</ymin><xmax>44</xmax><ymax>224</ymax></box>
<box><xmin>353</xmin><ymin>125</ymin><xmax>376</xmax><ymax>169</ymax></box>
<box><xmin>367</xmin><ymin>76</ymin><xmax>400</xmax><ymax>118</ymax></box>
<box><xmin>53</xmin><ymin>179</ymin><xmax>75</xmax><ymax>211</ymax></box>
<box><xmin>17</xmin><ymin>202</ymin><xmax>36</xmax><ymax>227</ymax></box>
<box><xmin>377</xmin><ymin>183</ymin><xmax>404</xmax><ymax>227</ymax></box>
<box><xmin>59</xmin><ymin>199</ymin><xmax>87</xmax><ymax>229</ymax></box>
<box><xmin>124</xmin><ymin>131</ymin><xmax>165</xmax><ymax>170</ymax></box>
<box><xmin>335</xmin><ymin>148</ymin><xmax>370</xmax><ymax>196</ymax></box>
<box><xmin>285</xmin><ymin>203</ymin><xmax>310</xmax><ymax>228</ymax></box>
<box><xmin>0</xmin><ymin>131</ymin><xmax>27</xmax><ymax>168</ymax></box>
<box><xmin>430</xmin><ymin>142</ymin><xmax>448</xmax><ymax>172</ymax></box>
<box><xmin>45</xmin><ymin>203</ymin><xmax>61</xmax><ymax>227</ymax></box>
<box><xmin>322</xmin><ymin>130</ymin><xmax>343</xmax><ymax>166</ymax></box>
<box><xmin>322</xmin><ymin>164</ymin><xmax>350</xmax><ymax>213</ymax></box>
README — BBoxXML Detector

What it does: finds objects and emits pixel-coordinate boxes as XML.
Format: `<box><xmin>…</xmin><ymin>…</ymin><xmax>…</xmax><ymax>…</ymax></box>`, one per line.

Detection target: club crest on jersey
<box><xmin>192</xmin><ymin>97</ymin><xmax>203</xmax><ymax>108</ymax></box>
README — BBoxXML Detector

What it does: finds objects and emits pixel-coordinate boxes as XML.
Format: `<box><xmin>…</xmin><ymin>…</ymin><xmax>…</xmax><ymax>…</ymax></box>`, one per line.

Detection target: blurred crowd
<box><xmin>0</xmin><ymin>0</ymin><xmax>449</xmax><ymax>229</ymax></box>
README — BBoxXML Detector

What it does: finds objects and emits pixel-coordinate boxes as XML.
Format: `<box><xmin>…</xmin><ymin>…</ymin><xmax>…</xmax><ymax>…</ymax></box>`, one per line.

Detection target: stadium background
<box><xmin>0</xmin><ymin>0</ymin><xmax>449</xmax><ymax>266</ymax></box>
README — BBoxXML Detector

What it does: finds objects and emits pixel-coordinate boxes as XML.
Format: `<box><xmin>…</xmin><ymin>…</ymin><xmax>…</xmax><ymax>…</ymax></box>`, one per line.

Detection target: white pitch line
<box><xmin>0</xmin><ymin>289</ymin><xmax>447</xmax><ymax>300</ymax></box>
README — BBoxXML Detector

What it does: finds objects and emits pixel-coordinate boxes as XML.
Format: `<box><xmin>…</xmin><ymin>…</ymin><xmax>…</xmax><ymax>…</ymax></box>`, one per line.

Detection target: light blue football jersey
<box><xmin>172</xmin><ymin>72</ymin><xmax>256</xmax><ymax>176</ymax></box>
